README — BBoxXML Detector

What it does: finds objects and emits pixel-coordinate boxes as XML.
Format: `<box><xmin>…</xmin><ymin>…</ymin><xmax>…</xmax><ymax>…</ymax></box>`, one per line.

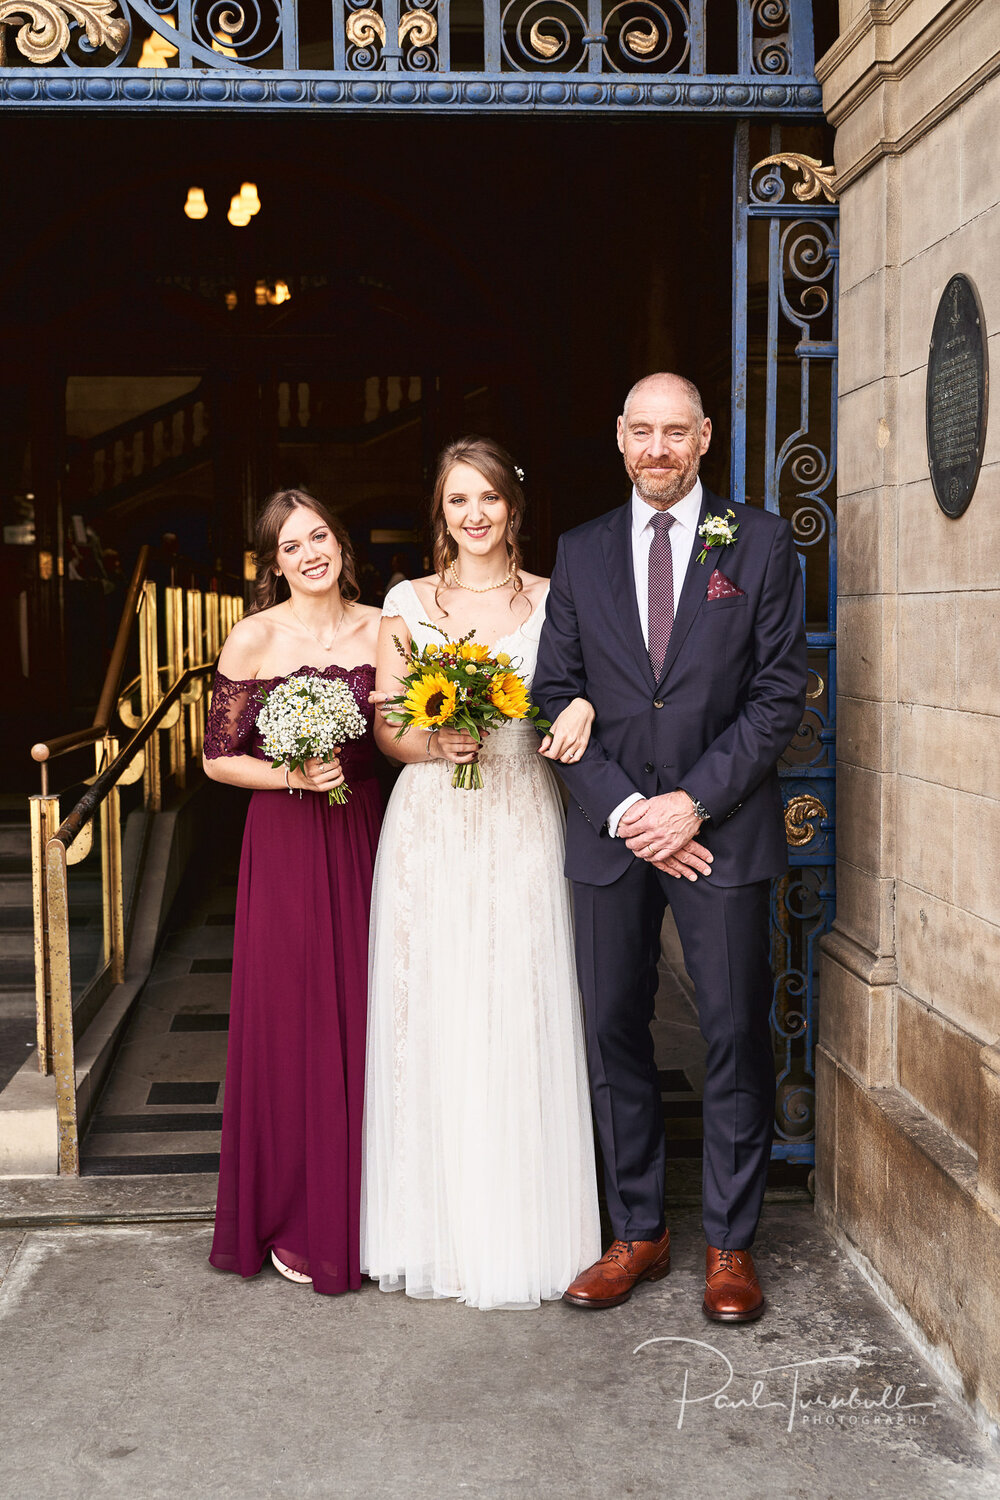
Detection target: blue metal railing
<box><xmin>731</xmin><ymin>120</ymin><xmax>839</xmax><ymax>1164</ymax></box>
<box><xmin>0</xmin><ymin>0</ymin><xmax>826</xmax><ymax>114</ymax></box>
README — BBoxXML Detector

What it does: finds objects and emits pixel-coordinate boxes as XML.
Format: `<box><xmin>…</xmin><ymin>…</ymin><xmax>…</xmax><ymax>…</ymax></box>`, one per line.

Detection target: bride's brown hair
<box><xmin>430</xmin><ymin>437</ymin><xmax>526</xmax><ymax>611</ymax></box>
<box><xmin>248</xmin><ymin>488</ymin><xmax>360</xmax><ymax>614</ymax></box>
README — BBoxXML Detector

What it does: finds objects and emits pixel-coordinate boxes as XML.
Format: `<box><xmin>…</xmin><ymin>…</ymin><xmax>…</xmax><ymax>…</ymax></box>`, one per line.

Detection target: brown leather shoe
<box><xmin>562</xmin><ymin>1229</ymin><xmax>671</xmax><ymax>1309</ymax></box>
<box><xmin>702</xmin><ymin>1246</ymin><xmax>765</xmax><ymax>1322</ymax></box>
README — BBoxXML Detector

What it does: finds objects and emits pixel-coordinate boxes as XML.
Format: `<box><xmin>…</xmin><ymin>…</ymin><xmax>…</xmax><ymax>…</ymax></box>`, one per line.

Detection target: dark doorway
<box><xmin>5</xmin><ymin>111</ymin><xmax>738</xmax><ymax>580</ymax></box>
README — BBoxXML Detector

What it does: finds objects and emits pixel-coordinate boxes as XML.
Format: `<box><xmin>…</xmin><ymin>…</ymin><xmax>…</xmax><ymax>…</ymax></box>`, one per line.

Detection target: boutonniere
<box><xmin>696</xmin><ymin>508</ymin><xmax>739</xmax><ymax>565</ymax></box>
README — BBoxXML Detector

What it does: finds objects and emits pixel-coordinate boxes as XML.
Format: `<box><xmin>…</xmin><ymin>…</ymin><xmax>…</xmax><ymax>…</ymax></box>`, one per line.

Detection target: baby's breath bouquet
<box><xmin>257</xmin><ymin>674</ymin><xmax>367</xmax><ymax>806</ymax></box>
<box><xmin>385</xmin><ymin>624</ymin><xmax>548</xmax><ymax>790</ymax></box>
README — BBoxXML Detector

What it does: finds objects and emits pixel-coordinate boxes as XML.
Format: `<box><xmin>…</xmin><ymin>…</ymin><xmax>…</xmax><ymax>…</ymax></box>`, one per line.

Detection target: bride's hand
<box><xmin>538</xmin><ymin>697</ymin><xmax>595</xmax><ymax>763</ymax></box>
<box><xmin>294</xmin><ymin>753</ymin><xmax>344</xmax><ymax>793</ymax></box>
<box><xmin>432</xmin><ymin>727</ymin><xmax>484</xmax><ymax>765</ymax></box>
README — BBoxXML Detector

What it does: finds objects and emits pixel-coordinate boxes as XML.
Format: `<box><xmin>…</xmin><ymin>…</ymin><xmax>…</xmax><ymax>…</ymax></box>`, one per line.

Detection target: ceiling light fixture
<box><xmin>183</xmin><ymin>182</ymin><xmax>262</xmax><ymax>226</ymax></box>
<box><xmin>239</xmin><ymin>182</ymin><xmax>261</xmax><ymax>216</ymax></box>
<box><xmin>228</xmin><ymin>193</ymin><xmax>251</xmax><ymax>227</ymax></box>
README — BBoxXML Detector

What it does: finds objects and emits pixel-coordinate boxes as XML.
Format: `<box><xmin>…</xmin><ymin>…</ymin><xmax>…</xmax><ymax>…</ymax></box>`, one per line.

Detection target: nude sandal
<box><xmin>271</xmin><ymin>1248</ymin><xmax>312</xmax><ymax>1284</ymax></box>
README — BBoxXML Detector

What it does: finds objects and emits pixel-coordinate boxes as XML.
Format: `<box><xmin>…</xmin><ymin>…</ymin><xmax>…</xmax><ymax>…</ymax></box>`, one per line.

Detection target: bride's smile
<box><xmin>444</xmin><ymin>460</ymin><xmax>510</xmax><ymax>567</ymax></box>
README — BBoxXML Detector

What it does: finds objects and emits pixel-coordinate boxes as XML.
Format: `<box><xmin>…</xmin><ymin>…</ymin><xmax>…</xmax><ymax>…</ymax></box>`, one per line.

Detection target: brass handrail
<box><xmin>28</xmin><ymin>565</ymin><xmax>244</xmax><ymax>1174</ymax></box>
<box><xmin>40</xmin><ymin>661</ymin><xmax>215</xmax><ymax>1175</ymax></box>
<box><xmin>50</xmin><ymin>664</ymin><xmax>212</xmax><ymax>853</ymax></box>
<box><xmin>30</xmin><ymin>545</ymin><xmax>151</xmax><ymax>792</ymax></box>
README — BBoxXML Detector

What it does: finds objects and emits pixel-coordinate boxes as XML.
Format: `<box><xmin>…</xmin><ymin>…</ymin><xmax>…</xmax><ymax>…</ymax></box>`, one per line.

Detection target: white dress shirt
<box><xmin>607</xmin><ymin>479</ymin><xmax>704</xmax><ymax>838</ymax></box>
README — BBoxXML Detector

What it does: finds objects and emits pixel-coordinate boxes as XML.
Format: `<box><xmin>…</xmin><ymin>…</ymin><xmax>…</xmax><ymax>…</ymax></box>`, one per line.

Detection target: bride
<box><xmin>361</xmin><ymin>436</ymin><xmax>601</xmax><ymax>1310</ymax></box>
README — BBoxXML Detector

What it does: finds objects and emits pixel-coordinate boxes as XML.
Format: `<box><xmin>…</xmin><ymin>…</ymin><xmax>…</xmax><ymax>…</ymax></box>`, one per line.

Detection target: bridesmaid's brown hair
<box><xmin>429</xmin><ymin>437</ymin><xmax>526</xmax><ymax>610</ymax></box>
<box><xmin>248</xmin><ymin>489</ymin><xmax>360</xmax><ymax>614</ymax></box>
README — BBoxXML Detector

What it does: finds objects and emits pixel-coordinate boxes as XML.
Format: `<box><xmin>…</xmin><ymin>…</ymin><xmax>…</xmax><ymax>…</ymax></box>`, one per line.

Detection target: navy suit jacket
<box><xmin>533</xmin><ymin>489</ymin><xmax>808</xmax><ymax>887</ymax></box>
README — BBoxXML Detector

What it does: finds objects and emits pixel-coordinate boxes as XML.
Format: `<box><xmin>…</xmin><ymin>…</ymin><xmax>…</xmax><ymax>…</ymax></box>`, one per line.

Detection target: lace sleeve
<box><xmin>381</xmin><ymin>583</ymin><xmax>406</xmax><ymax>620</ymax></box>
<box><xmin>204</xmin><ymin>671</ymin><xmax>260</xmax><ymax>759</ymax></box>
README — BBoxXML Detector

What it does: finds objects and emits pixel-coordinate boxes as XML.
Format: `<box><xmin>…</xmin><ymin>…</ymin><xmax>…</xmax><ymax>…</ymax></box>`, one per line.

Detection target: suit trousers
<box><xmin>572</xmin><ymin>860</ymin><xmax>775</xmax><ymax>1249</ymax></box>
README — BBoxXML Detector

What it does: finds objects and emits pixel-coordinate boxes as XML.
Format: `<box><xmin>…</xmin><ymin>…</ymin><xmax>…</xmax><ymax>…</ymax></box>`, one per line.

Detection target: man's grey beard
<box><xmin>630</xmin><ymin>457</ymin><xmax>700</xmax><ymax>507</ymax></box>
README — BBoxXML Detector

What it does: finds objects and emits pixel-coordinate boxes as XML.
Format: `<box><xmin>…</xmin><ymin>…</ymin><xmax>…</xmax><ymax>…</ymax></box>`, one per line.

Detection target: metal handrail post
<box><xmin>98</xmin><ymin>734</ymin><xmax>125</xmax><ymax>983</ymax></box>
<box><xmin>187</xmin><ymin>588</ymin><xmax>205</xmax><ymax>759</ymax></box>
<box><xmin>44</xmin><ymin>837</ymin><xmax>79</xmax><ymax>1174</ymax></box>
<box><xmin>139</xmin><ymin>580</ymin><xmax>162</xmax><ymax>810</ymax></box>
<box><xmin>185</xmin><ymin>588</ymin><xmax>203</xmax><ymax>762</ymax></box>
<box><xmin>204</xmin><ymin>591</ymin><xmax>220</xmax><ymax>663</ymax></box>
<box><xmin>166</xmin><ymin>586</ymin><xmax>186</xmax><ymax>788</ymax></box>
<box><xmin>29</xmin><ymin>793</ymin><xmax>60</xmax><ymax>1074</ymax></box>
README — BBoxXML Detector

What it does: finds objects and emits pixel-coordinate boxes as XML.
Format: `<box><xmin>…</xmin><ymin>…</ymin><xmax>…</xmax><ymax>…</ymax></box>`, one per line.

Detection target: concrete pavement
<box><xmin>0</xmin><ymin>1203</ymin><xmax>998</xmax><ymax>1499</ymax></box>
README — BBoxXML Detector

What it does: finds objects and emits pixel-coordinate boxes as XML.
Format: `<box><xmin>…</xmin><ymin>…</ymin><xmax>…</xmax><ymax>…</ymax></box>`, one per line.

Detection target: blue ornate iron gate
<box><xmin>2</xmin><ymin>1</ymin><xmax>837</xmax><ymax>1164</ymax></box>
<box><xmin>732</xmin><ymin>122</ymin><xmax>838</xmax><ymax>1163</ymax></box>
<box><xmin>0</xmin><ymin>0</ymin><xmax>825</xmax><ymax>112</ymax></box>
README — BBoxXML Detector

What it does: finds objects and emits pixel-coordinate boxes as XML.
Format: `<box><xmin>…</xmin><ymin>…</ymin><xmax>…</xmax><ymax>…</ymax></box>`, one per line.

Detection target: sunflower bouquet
<box><xmin>256</xmin><ymin>673</ymin><xmax>367</xmax><ymax>806</ymax></box>
<box><xmin>385</xmin><ymin>624</ymin><xmax>548</xmax><ymax>790</ymax></box>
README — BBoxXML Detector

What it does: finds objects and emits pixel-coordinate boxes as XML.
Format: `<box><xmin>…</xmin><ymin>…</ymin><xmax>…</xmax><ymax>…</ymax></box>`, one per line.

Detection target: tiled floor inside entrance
<box><xmin>80</xmin><ymin>826</ymin><xmax>240</xmax><ymax>1176</ymax></box>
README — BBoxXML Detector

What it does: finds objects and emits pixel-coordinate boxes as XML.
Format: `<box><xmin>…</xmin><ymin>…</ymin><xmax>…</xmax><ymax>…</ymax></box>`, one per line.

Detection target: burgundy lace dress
<box><xmin>205</xmin><ymin>664</ymin><xmax>381</xmax><ymax>1295</ymax></box>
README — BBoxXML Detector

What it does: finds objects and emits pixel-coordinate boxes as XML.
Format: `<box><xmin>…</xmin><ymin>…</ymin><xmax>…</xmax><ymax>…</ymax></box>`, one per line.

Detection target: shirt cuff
<box><xmin>607</xmin><ymin>793</ymin><xmax>644</xmax><ymax>839</ymax></box>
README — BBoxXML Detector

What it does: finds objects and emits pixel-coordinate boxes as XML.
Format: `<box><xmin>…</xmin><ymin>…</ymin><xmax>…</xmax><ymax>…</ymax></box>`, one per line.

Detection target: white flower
<box><xmin>257</xmin><ymin>675</ymin><xmax>367</xmax><ymax>766</ymax></box>
<box><xmin>696</xmin><ymin>509</ymin><xmax>740</xmax><ymax>564</ymax></box>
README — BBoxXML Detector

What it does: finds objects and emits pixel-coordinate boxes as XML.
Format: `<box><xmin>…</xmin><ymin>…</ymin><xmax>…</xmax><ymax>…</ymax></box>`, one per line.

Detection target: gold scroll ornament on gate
<box><xmin>346</xmin><ymin>7</ymin><xmax>438</xmax><ymax>50</ymax></box>
<box><xmin>0</xmin><ymin>0</ymin><xmax>128</xmax><ymax>63</ymax></box>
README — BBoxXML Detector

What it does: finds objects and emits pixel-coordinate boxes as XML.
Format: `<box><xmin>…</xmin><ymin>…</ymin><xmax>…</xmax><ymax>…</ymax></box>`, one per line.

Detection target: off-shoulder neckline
<box><xmin>214</xmin><ymin>662</ymin><xmax>376</xmax><ymax>689</ymax></box>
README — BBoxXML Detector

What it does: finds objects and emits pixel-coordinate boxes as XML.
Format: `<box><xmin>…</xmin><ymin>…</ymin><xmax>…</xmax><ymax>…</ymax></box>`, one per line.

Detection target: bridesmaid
<box><xmin>204</xmin><ymin>488</ymin><xmax>382</xmax><ymax>1294</ymax></box>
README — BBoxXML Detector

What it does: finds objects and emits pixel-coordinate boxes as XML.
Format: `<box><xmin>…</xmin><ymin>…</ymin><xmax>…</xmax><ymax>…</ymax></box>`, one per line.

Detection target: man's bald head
<box><xmin>617</xmin><ymin>372</ymin><xmax>712</xmax><ymax>509</ymax></box>
<box><xmin>622</xmin><ymin>373</ymin><xmax>704</xmax><ymax>427</ymax></box>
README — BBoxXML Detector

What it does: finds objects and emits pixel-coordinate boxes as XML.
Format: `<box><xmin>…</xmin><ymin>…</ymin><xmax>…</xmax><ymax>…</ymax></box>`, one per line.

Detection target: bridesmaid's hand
<box><xmin>295</xmin><ymin>754</ymin><xmax>344</xmax><ymax>794</ymax></box>
<box><xmin>368</xmin><ymin>690</ymin><xmax>396</xmax><ymax>723</ymax></box>
<box><xmin>433</xmin><ymin>727</ymin><xmax>484</xmax><ymax>765</ymax></box>
<box><xmin>538</xmin><ymin>697</ymin><xmax>595</xmax><ymax>763</ymax></box>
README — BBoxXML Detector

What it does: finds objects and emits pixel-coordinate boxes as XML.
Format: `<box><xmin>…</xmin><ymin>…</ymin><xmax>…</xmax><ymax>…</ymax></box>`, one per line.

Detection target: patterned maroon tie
<box><xmin>647</xmin><ymin>511</ymin><xmax>675</xmax><ymax>679</ymax></box>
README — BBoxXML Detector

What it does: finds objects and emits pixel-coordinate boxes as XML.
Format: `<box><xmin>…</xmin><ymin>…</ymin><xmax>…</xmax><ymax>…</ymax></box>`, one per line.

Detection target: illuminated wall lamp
<box><xmin>184</xmin><ymin>186</ymin><xmax>208</xmax><ymax>220</ymax></box>
<box><xmin>228</xmin><ymin>194</ymin><xmax>251</xmax><ymax>227</ymax></box>
<box><xmin>239</xmin><ymin>182</ymin><xmax>261</xmax><ymax>216</ymax></box>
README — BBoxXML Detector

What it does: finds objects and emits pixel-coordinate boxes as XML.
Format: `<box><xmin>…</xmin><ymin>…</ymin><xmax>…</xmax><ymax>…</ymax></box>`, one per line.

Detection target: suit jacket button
<box><xmin>653</xmin><ymin>699</ymin><xmax>664</xmax><ymax>709</ymax></box>
<box><xmin>644</xmin><ymin>762</ymin><xmax>654</xmax><ymax>774</ymax></box>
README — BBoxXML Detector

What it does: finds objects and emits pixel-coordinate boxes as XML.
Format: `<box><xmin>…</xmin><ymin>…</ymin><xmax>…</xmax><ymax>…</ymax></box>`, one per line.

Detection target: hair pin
<box><xmin>514</xmin><ymin>465</ymin><xmax>525</xmax><ymax>482</ymax></box>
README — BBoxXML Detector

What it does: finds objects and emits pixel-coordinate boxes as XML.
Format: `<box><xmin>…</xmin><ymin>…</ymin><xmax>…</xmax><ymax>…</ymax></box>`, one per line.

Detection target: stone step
<box><xmin>0</xmin><ymin>905</ymin><xmax>32</xmax><ymax>929</ymax></box>
<box><xmin>0</xmin><ymin>826</ymin><xmax>29</xmax><ymax>859</ymax></box>
<box><xmin>0</xmin><ymin>925</ymin><xmax>104</xmax><ymax>986</ymax></box>
<box><xmin>0</xmin><ymin>990</ymin><xmax>36</xmax><ymax>1020</ymax></box>
<box><xmin>0</xmin><ymin>873</ymin><xmax>102</xmax><ymax>915</ymax></box>
<box><xmin>0</xmin><ymin>878</ymin><xmax>31</xmax><ymax>908</ymax></box>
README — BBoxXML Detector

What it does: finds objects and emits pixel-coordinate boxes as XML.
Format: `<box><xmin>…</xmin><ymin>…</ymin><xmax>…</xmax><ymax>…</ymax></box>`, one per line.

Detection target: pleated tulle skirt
<box><xmin>361</xmin><ymin>724</ymin><xmax>600</xmax><ymax>1310</ymax></box>
<box><xmin>210</xmin><ymin>776</ymin><xmax>382</xmax><ymax>1295</ymax></box>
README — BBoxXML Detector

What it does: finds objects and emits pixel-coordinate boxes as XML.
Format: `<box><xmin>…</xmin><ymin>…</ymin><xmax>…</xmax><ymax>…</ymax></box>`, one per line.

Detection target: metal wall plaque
<box><xmin>926</xmin><ymin>273</ymin><xmax>989</xmax><ymax>518</ymax></box>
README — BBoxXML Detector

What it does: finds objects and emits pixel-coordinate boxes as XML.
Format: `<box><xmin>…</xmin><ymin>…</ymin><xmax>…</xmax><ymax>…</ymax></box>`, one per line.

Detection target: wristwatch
<box><xmin>679</xmin><ymin>788</ymin><xmax>710</xmax><ymax>823</ymax></box>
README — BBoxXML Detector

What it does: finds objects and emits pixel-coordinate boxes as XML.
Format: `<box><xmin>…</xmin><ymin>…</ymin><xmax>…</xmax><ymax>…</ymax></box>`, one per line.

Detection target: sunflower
<box><xmin>403</xmin><ymin>671</ymin><xmax>457</xmax><ymax>728</ymax></box>
<box><xmin>490</xmin><ymin>671</ymin><xmax>531</xmax><ymax>719</ymax></box>
<box><xmin>458</xmin><ymin>641</ymin><xmax>491</xmax><ymax>661</ymax></box>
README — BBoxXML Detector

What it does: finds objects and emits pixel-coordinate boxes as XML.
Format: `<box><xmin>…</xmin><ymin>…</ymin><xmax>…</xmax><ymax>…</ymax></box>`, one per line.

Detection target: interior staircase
<box><xmin>0</xmin><ymin>802</ymin><xmax>104</xmax><ymax>1093</ymax></box>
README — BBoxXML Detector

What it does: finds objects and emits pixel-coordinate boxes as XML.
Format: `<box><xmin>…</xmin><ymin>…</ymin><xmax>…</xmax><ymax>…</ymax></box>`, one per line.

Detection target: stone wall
<box><xmin>817</xmin><ymin>0</ymin><xmax>1000</xmax><ymax>1428</ymax></box>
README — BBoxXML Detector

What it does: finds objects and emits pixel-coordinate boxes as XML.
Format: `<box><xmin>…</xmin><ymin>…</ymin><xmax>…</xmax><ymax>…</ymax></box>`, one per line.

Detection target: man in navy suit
<box><xmin>533</xmin><ymin>372</ymin><xmax>807</xmax><ymax>1320</ymax></box>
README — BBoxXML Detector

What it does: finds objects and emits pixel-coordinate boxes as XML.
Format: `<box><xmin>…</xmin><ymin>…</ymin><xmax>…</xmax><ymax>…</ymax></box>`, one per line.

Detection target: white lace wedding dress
<box><xmin>361</xmin><ymin>580</ymin><xmax>601</xmax><ymax>1310</ymax></box>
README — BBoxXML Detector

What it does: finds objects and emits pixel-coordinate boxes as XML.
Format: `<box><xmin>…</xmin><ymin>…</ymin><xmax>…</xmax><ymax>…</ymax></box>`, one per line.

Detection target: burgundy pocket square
<box><xmin>707</xmin><ymin>569</ymin><xmax>745</xmax><ymax>600</ymax></box>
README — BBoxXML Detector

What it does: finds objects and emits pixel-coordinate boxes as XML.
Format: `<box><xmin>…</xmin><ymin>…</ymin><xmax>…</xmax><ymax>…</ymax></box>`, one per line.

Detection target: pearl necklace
<box><xmin>288</xmin><ymin>601</ymin><xmax>349</xmax><ymax>652</ymax></box>
<box><xmin>448</xmin><ymin>560</ymin><xmax>513</xmax><ymax>593</ymax></box>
